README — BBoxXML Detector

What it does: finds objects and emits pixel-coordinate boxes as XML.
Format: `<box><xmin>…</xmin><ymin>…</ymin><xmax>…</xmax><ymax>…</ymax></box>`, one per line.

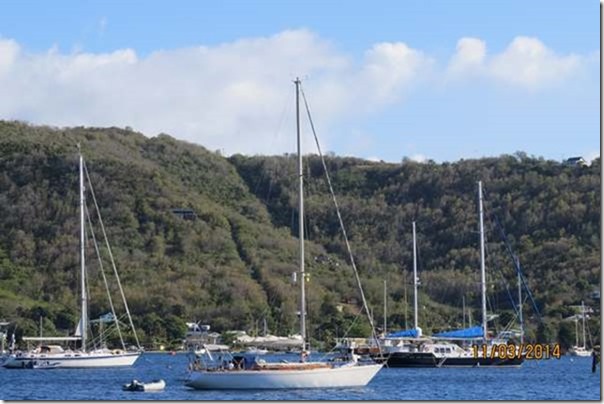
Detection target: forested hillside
<box><xmin>0</xmin><ymin>121</ymin><xmax>600</xmax><ymax>349</ymax></box>
<box><xmin>230</xmin><ymin>152</ymin><xmax>601</xmax><ymax>346</ymax></box>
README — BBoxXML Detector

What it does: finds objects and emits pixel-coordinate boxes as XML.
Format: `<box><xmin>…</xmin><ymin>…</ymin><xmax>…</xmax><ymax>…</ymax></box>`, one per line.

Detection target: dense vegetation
<box><xmin>0</xmin><ymin>121</ymin><xmax>600</xmax><ymax>350</ymax></box>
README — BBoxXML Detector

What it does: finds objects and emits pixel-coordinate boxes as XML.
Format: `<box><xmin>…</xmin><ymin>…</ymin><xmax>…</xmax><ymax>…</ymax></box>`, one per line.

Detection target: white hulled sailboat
<box><xmin>3</xmin><ymin>150</ymin><xmax>142</xmax><ymax>368</ymax></box>
<box><xmin>569</xmin><ymin>301</ymin><xmax>592</xmax><ymax>357</ymax></box>
<box><xmin>184</xmin><ymin>79</ymin><xmax>382</xmax><ymax>389</ymax></box>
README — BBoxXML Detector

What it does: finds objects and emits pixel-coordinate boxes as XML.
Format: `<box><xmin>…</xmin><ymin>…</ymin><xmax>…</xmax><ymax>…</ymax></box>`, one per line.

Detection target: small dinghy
<box><xmin>122</xmin><ymin>379</ymin><xmax>166</xmax><ymax>392</ymax></box>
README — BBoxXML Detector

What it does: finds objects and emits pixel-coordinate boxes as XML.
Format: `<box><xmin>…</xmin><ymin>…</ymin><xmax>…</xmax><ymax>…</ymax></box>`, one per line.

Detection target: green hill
<box><xmin>0</xmin><ymin>121</ymin><xmax>599</xmax><ymax>349</ymax></box>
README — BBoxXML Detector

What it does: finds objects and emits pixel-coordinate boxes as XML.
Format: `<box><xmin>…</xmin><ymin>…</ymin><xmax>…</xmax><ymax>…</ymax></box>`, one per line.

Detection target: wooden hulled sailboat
<box><xmin>184</xmin><ymin>79</ymin><xmax>382</xmax><ymax>390</ymax></box>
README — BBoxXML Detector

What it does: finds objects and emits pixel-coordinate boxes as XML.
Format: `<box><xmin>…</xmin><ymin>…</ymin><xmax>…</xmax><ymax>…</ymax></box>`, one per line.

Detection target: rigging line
<box><xmin>319</xmin><ymin>307</ymin><xmax>365</xmax><ymax>361</ymax></box>
<box><xmin>248</xmin><ymin>89</ymin><xmax>290</xmax><ymax>196</ymax></box>
<box><xmin>483</xmin><ymin>218</ymin><xmax>520</xmax><ymax>320</ymax></box>
<box><xmin>84</xmin><ymin>204</ymin><xmax>126</xmax><ymax>350</ymax></box>
<box><xmin>482</xmin><ymin>232</ymin><xmax>496</xmax><ymax>319</ymax></box>
<box><xmin>255</xmin><ymin>89</ymin><xmax>294</xmax><ymax>202</ymax></box>
<box><xmin>264</xmin><ymin>168</ymin><xmax>274</xmax><ymax>206</ymax></box>
<box><xmin>299</xmin><ymin>82</ymin><xmax>382</xmax><ymax>358</ymax></box>
<box><xmin>83</xmin><ymin>160</ymin><xmax>141</xmax><ymax>349</ymax></box>
<box><xmin>481</xmin><ymin>186</ymin><xmax>543</xmax><ymax>323</ymax></box>
<box><xmin>83</xmin><ymin>227</ymin><xmax>93</xmax><ymax>349</ymax></box>
<box><xmin>271</xmin><ymin>90</ymin><xmax>293</xmax><ymax>188</ymax></box>
<box><xmin>501</xmin><ymin>315</ymin><xmax>516</xmax><ymax>334</ymax></box>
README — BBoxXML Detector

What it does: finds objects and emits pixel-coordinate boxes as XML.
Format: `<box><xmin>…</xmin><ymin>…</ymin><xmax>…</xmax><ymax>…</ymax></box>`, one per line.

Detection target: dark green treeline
<box><xmin>0</xmin><ymin>121</ymin><xmax>599</xmax><ymax>350</ymax></box>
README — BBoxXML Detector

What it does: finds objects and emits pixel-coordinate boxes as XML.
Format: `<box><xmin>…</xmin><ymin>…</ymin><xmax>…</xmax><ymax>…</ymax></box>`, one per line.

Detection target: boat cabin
<box><xmin>35</xmin><ymin>345</ymin><xmax>66</xmax><ymax>354</ymax></box>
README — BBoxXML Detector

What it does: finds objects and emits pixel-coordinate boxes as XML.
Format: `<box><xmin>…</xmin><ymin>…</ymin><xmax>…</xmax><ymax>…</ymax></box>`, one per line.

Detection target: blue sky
<box><xmin>0</xmin><ymin>0</ymin><xmax>599</xmax><ymax>162</ymax></box>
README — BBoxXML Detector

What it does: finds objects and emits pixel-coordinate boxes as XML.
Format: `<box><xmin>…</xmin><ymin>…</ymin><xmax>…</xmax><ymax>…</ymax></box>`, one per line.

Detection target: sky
<box><xmin>0</xmin><ymin>0</ymin><xmax>600</xmax><ymax>163</ymax></box>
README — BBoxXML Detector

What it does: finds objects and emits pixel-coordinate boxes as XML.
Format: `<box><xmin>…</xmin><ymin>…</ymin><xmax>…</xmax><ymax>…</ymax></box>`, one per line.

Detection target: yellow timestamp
<box><xmin>472</xmin><ymin>343</ymin><xmax>561</xmax><ymax>360</ymax></box>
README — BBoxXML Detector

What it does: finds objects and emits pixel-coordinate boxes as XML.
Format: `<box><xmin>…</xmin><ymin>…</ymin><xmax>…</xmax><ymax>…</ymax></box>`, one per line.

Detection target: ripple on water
<box><xmin>0</xmin><ymin>353</ymin><xmax>599</xmax><ymax>400</ymax></box>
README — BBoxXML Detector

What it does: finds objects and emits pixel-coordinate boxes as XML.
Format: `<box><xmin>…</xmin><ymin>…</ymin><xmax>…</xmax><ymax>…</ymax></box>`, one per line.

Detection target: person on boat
<box><xmin>592</xmin><ymin>346</ymin><xmax>600</xmax><ymax>373</ymax></box>
<box><xmin>188</xmin><ymin>358</ymin><xmax>201</xmax><ymax>371</ymax></box>
<box><xmin>300</xmin><ymin>350</ymin><xmax>309</xmax><ymax>363</ymax></box>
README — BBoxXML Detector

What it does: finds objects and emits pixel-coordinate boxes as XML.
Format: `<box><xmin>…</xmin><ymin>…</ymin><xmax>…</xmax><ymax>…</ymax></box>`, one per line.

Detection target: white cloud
<box><xmin>585</xmin><ymin>150</ymin><xmax>600</xmax><ymax>162</ymax></box>
<box><xmin>489</xmin><ymin>36</ymin><xmax>580</xmax><ymax>88</ymax></box>
<box><xmin>447</xmin><ymin>36</ymin><xmax>581</xmax><ymax>88</ymax></box>
<box><xmin>0</xmin><ymin>32</ymin><xmax>591</xmax><ymax>157</ymax></box>
<box><xmin>447</xmin><ymin>37</ymin><xmax>486</xmax><ymax>77</ymax></box>
<box><xmin>0</xmin><ymin>30</ymin><xmax>432</xmax><ymax>156</ymax></box>
<box><xmin>0</xmin><ymin>38</ymin><xmax>20</xmax><ymax>76</ymax></box>
<box><xmin>409</xmin><ymin>154</ymin><xmax>427</xmax><ymax>163</ymax></box>
<box><xmin>357</xmin><ymin>42</ymin><xmax>432</xmax><ymax>104</ymax></box>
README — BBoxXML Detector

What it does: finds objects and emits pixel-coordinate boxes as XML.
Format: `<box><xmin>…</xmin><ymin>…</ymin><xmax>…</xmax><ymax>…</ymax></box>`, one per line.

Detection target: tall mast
<box><xmin>383</xmin><ymin>280</ymin><xmax>387</xmax><ymax>335</ymax></box>
<box><xmin>462</xmin><ymin>295</ymin><xmax>466</xmax><ymax>329</ymax></box>
<box><xmin>517</xmin><ymin>261</ymin><xmax>524</xmax><ymax>344</ymax></box>
<box><xmin>412</xmin><ymin>221</ymin><xmax>419</xmax><ymax>332</ymax></box>
<box><xmin>581</xmin><ymin>301</ymin><xmax>586</xmax><ymax>349</ymax></box>
<box><xmin>403</xmin><ymin>271</ymin><xmax>408</xmax><ymax>329</ymax></box>
<box><xmin>478</xmin><ymin>181</ymin><xmax>488</xmax><ymax>342</ymax></box>
<box><xmin>79</xmin><ymin>150</ymin><xmax>88</xmax><ymax>351</ymax></box>
<box><xmin>295</xmin><ymin>78</ymin><xmax>306</xmax><ymax>349</ymax></box>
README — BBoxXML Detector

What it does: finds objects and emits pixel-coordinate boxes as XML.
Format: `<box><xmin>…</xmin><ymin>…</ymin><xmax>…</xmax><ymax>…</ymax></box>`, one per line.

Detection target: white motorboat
<box><xmin>184</xmin><ymin>322</ymin><xmax>231</xmax><ymax>355</ymax></box>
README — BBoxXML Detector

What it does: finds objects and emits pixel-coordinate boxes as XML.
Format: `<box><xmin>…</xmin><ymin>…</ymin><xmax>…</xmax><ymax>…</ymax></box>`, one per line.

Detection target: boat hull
<box><xmin>569</xmin><ymin>350</ymin><xmax>592</xmax><ymax>357</ymax></box>
<box><xmin>123</xmin><ymin>379</ymin><xmax>166</xmax><ymax>391</ymax></box>
<box><xmin>384</xmin><ymin>352</ymin><xmax>523</xmax><ymax>368</ymax></box>
<box><xmin>185</xmin><ymin>363</ymin><xmax>383</xmax><ymax>389</ymax></box>
<box><xmin>3</xmin><ymin>351</ymin><xmax>141</xmax><ymax>368</ymax></box>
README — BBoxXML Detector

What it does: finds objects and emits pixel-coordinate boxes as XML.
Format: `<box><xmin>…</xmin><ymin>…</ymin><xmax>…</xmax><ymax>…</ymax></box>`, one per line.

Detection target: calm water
<box><xmin>0</xmin><ymin>352</ymin><xmax>600</xmax><ymax>400</ymax></box>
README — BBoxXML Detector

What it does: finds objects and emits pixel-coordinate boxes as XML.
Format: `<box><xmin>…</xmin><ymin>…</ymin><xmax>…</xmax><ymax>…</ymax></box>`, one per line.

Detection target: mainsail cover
<box><xmin>433</xmin><ymin>325</ymin><xmax>483</xmax><ymax>339</ymax></box>
<box><xmin>385</xmin><ymin>328</ymin><xmax>420</xmax><ymax>338</ymax></box>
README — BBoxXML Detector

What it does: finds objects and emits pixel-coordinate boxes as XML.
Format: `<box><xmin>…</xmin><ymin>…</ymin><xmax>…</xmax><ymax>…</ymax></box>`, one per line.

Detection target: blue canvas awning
<box><xmin>385</xmin><ymin>328</ymin><xmax>419</xmax><ymax>338</ymax></box>
<box><xmin>433</xmin><ymin>325</ymin><xmax>483</xmax><ymax>339</ymax></box>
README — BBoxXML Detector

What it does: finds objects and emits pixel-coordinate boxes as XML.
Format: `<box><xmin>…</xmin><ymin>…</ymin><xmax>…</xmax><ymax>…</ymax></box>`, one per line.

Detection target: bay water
<box><xmin>0</xmin><ymin>352</ymin><xmax>600</xmax><ymax>400</ymax></box>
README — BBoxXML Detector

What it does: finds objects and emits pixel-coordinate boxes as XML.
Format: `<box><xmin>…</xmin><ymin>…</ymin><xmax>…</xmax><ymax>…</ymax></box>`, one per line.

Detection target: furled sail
<box><xmin>74</xmin><ymin>317</ymin><xmax>83</xmax><ymax>337</ymax></box>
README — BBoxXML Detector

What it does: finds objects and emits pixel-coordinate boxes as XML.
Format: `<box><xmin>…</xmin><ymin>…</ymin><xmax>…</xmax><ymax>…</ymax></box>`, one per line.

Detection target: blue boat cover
<box><xmin>433</xmin><ymin>325</ymin><xmax>483</xmax><ymax>339</ymax></box>
<box><xmin>385</xmin><ymin>328</ymin><xmax>419</xmax><ymax>338</ymax></box>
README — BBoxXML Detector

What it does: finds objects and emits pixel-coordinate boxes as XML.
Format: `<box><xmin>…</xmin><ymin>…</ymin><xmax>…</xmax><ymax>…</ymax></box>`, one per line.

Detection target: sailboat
<box><xmin>568</xmin><ymin>301</ymin><xmax>592</xmax><ymax>357</ymax></box>
<box><xmin>378</xmin><ymin>182</ymin><xmax>523</xmax><ymax>367</ymax></box>
<box><xmin>3</xmin><ymin>151</ymin><xmax>142</xmax><ymax>369</ymax></box>
<box><xmin>377</xmin><ymin>221</ymin><xmax>431</xmax><ymax>365</ymax></box>
<box><xmin>184</xmin><ymin>79</ymin><xmax>383</xmax><ymax>389</ymax></box>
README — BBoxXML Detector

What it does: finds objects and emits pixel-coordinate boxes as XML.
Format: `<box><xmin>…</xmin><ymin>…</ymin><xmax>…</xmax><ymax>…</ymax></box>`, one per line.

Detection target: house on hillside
<box><xmin>171</xmin><ymin>208</ymin><xmax>197</xmax><ymax>220</ymax></box>
<box><xmin>565</xmin><ymin>156</ymin><xmax>588</xmax><ymax>167</ymax></box>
